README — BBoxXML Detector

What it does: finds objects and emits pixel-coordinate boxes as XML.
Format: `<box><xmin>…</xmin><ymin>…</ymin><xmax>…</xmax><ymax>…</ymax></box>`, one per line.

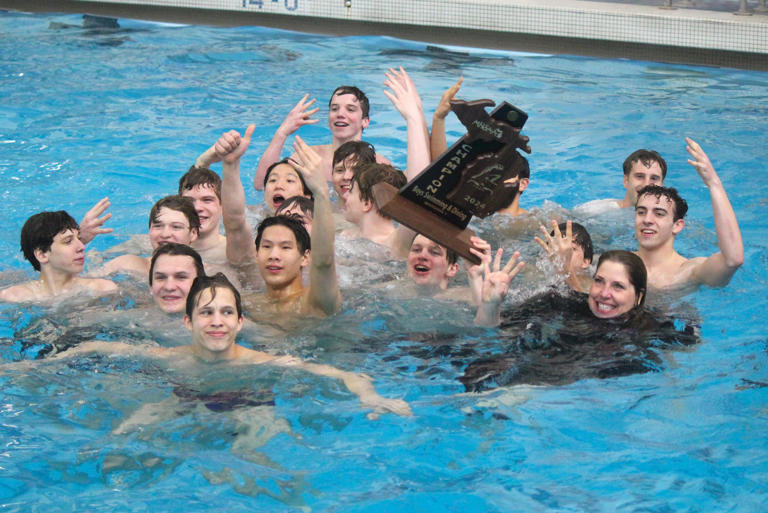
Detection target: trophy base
<box><xmin>372</xmin><ymin>182</ymin><xmax>481</xmax><ymax>265</ymax></box>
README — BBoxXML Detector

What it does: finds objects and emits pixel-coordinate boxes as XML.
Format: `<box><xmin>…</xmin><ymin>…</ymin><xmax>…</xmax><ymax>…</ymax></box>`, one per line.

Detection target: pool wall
<box><xmin>3</xmin><ymin>0</ymin><xmax>768</xmax><ymax>70</ymax></box>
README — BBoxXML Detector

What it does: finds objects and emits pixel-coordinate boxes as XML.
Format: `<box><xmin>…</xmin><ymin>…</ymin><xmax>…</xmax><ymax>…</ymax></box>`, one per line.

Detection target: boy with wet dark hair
<box><xmin>254</xmin><ymin>215</ymin><xmax>311</xmax><ymax>256</ymax></box>
<box><xmin>624</xmin><ymin>149</ymin><xmax>667</xmax><ymax>177</ymax></box>
<box><xmin>636</xmin><ymin>184</ymin><xmax>688</xmax><ymax>221</ymax></box>
<box><xmin>634</xmin><ymin>138</ymin><xmax>742</xmax><ymax>289</ymax></box>
<box><xmin>347</xmin><ymin>163</ymin><xmax>407</xmax><ymax>221</ymax></box>
<box><xmin>148</xmin><ymin>242</ymin><xmax>206</xmax><ymax>314</ymax></box>
<box><xmin>577</xmin><ymin>147</ymin><xmax>667</xmax><ymax>214</ymax></box>
<box><xmin>179</xmin><ymin>166</ymin><xmax>222</xmax><ymax>199</ymax></box>
<box><xmin>234</xmin><ymin>84</ymin><xmax>389</xmax><ymax>190</ymax></box>
<box><xmin>178</xmin><ymin>166</ymin><xmax>228</xmax><ymax>264</ymax></box>
<box><xmin>342</xmin><ymin>163</ymin><xmax>414</xmax><ymax>256</ymax></box>
<box><xmin>275</xmin><ymin>195</ymin><xmax>314</xmax><ymax>233</ymax></box>
<box><xmin>1</xmin><ymin>211</ymin><xmax>117</xmax><ymax>302</ymax></box>
<box><xmin>535</xmin><ymin>220</ymin><xmax>595</xmax><ymax>293</ymax></box>
<box><xmin>492</xmin><ymin>158</ymin><xmax>530</xmax><ymax>217</ymax></box>
<box><xmin>331</xmin><ymin>140</ymin><xmax>377</xmax><ymax>203</ymax></box>
<box><xmin>217</xmin><ymin>122</ymin><xmax>341</xmax><ymax>318</ymax></box>
<box><xmin>100</xmin><ymin>195</ymin><xmax>200</xmax><ymax>277</ymax></box>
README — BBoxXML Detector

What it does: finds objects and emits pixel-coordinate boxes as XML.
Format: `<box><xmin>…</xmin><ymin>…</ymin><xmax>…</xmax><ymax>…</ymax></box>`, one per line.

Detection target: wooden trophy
<box><xmin>372</xmin><ymin>99</ymin><xmax>531</xmax><ymax>264</ymax></box>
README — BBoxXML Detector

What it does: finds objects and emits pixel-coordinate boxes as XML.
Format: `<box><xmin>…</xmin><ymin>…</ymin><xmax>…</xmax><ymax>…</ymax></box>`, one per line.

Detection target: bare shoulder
<box><xmin>678</xmin><ymin>256</ymin><xmax>708</xmax><ymax>284</ymax></box>
<box><xmin>82</xmin><ymin>277</ymin><xmax>118</xmax><ymax>294</ymax></box>
<box><xmin>375</xmin><ymin>153</ymin><xmax>392</xmax><ymax>165</ymax></box>
<box><xmin>102</xmin><ymin>254</ymin><xmax>150</xmax><ymax>277</ymax></box>
<box><xmin>237</xmin><ymin>345</ymin><xmax>277</xmax><ymax>364</ymax></box>
<box><xmin>0</xmin><ymin>283</ymin><xmax>35</xmax><ymax>303</ymax></box>
<box><xmin>648</xmin><ymin>254</ymin><xmax>702</xmax><ymax>289</ymax></box>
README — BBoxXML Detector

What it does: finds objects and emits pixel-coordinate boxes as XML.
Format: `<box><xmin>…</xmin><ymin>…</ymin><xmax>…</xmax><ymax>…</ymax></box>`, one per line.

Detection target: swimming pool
<box><xmin>1</xmin><ymin>10</ymin><xmax>767</xmax><ymax>512</ymax></box>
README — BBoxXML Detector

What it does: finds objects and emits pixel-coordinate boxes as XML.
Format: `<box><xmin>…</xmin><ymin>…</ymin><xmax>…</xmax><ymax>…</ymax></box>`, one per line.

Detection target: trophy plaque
<box><xmin>373</xmin><ymin>99</ymin><xmax>531</xmax><ymax>264</ymax></box>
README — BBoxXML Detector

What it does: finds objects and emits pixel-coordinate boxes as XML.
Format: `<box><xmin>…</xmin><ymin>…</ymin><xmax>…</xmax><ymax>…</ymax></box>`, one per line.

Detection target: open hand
<box><xmin>278</xmin><ymin>94</ymin><xmax>320</xmax><ymax>137</ymax></box>
<box><xmin>78</xmin><ymin>197</ymin><xmax>113</xmax><ymax>244</ymax></box>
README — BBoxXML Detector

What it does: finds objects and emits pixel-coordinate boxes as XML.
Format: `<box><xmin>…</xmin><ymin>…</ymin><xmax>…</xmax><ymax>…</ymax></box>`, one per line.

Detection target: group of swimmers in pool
<box><xmin>0</xmin><ymin>67</ymin><xmax>744</xmax><ymax>415</ymax></box>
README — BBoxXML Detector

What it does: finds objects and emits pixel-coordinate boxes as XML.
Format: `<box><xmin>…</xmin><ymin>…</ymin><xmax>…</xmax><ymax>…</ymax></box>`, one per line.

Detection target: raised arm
<box><xmin>252</xmin><ymin>94</ymin><xmax>319</xmax><ymax>190</ymax></box>
<box><xmin>685</xmin><ymin>137</ymin><xmax>744</xmax><ymax>287</ymax></box>
<box><xmin>78</xmin><ymin>197</ymin><xmax>113</xmax><ymax>245</ymax></box>
<box><xmin>534</xmin><ymin>220</ymin><xmax>590</xmax><ymax>293</ymax></box>
<box><xmin>429</xmin><ymin>77</ymin><xmax>462</xmax><ymax>161</ymax></box>
<box><xmin>382</xmin><ymin>67</ymin><xmax>432</xmax><ymax>258</ymax></box>
<box><xmin>271</xmin><ymin>355</ymin><xmax>412</xmax><ymax>417</ymax></box>
<box><xmin>473</xmin><ymin>248</ymin><xmax>525</xmax><ymax>327</ymax></box>
<box><xmin>290</xmin><ymin>136</ymin><xmax>341</xmax><ymax>315</ymax></box>
<box><xmin>466</xmin><ymin>236</ymin><xmax>492</xmax><ymax>306</ymax></box>
<box><xmin>218</xmin><ymin>125</ymin><xmax>258</xmax><ymax>267</ymax></box>
<box><xmin>383</xmin><ymin>66</ymin><xmax>431</xmax><ymax>181</ymax></box>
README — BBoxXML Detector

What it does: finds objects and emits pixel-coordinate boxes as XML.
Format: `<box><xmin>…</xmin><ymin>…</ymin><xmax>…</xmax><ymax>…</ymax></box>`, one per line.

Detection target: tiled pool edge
<box><xmin>2</xmin><ymin>0</ymin><xmax>767</xmax><ymax>70</ymax></box>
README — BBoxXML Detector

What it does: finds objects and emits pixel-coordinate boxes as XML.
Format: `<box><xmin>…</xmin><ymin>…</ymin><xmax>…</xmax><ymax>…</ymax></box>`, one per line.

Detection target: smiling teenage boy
<box><xmin>217</xmin><ymin>123</ymin><xmax>341</xmax><ymax>317</ymax></box>
<box><xmin>577</xmin><ymin>149</ymin><xmax>667</xmax><ymax>214</ymax></box>
<box><xmin>0</xmin><ymin>211</ymin><xmax>116</xmax><ymax>302</ymax></box>
<box><xmin>99</xmin><ymin>196</ymin><xmax>200</xmax><ymax>277</ymax></box>
<box><xmin>634</xmin><ymin>138</ymin><xmax>742</xmax><ymax>290</ymax></box>
<box><xmin>249</xmin><ymin>86</ymin><xmax>391</xmax><ymax>188</ymax></box>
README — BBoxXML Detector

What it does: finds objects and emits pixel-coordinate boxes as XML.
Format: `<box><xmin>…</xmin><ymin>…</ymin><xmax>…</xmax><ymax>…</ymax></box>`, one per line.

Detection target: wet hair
<box><xmin>255</xmin><ymin>215</ymin><xmax>311</xmax><ymax>254</ymax></box>
<box><xmin>595</xmin><ymin>250</ymin><xmax>647</xmax><ymax>307</ymax></box>
<box><xmin>263</xmin><ymin>158</ymin><xmax>312</xmax><ymax>198</ymax></box>
<box><xmin>148</xmin><ymin>195</ymin><xmax>201</xmax><ymax>234</ymax></box>
<box><xmin>332</xmin><ymin>140</ymin><xmax>377</xmax><ymax>168</ymax></box>
<box><xmin>352</xmin><ymin>163</ymin><xmax>407</xmax><ymax>220</ymax></box>
<box><xmin>20</xmin><ymin>211</ymin><xmax>79</xmax><ymax>272</ymax></box>
<box><xmin>329</xmin><ymin>85</ymin><xmax>370</xmax><ymax>119</ymax></box>
<box><xmin>623</xmin><ymin>149</ymin><xmax>667</xmax><ymax>180</ymax></box>
<box><xmin>446</xmin><ymin>247</ymin><xmax>458</xmax><ymax>266</ymax></box>
<box><xmin>551</xmin><ymin>222</ymin><xmax>594</xmax><ymax>264</ymax></box>
<box><xmin>178</xmin><ymin>166</ymin><xmax>222</xmax><ymax>201</ymax></box>
<box><xmin>275</xmin><ymin>195</ymin><xmax>314</xmax><ymax>219</ymax></box>
<box><xmin>186</xmin><ymin>272</ymin><xmax>243</xmax><ymax>319</ymax></box>
<box><xmin>410</xmin><ymin>235</ymin><xmax>458</xmax><ymax>266</ymax></box>
<box><xmin>636</xmin><ymin>184</ymin><xmax>688</xmax><ymax>221</ymax></box>
<box><xmin>148</xmin><ymin>242</ymin><xmax>205</xmax><ymax>286</ymax></box>
<box><xmin>490</xmin><ymin>156</ymin><xmax>530</xmax><ymax>212</ymax></box>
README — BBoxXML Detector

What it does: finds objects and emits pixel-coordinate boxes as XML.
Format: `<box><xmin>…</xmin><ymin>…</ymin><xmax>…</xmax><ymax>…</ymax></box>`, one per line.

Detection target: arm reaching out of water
<box><xmin>430</xmin><ymin>77</ymin><xmax>462</xmax><ymax>160</ymax></box>
<box><xmin>535</xmin><ymin>220</ymin><xmax>592</xmax><ymax>293</ymax></box>
<box><xmin>270</xmin><ymin>355</ymin><xmax>412</xmax><ymax>417</ymax></box>
<box><xmin>383</xmin><ymin>67</ymin><xmax>431</xmax><ymax>258</ymax></box>
<box><xmin>290</xmin><ymin>136</ymin><xmax>342</xmax><ymax>315</ymax></box>
<box><xmin>253</xmin><ymin>94</ymin><xmax>320</xmax><ymax>190</ymax></box>
<box><xmin>43</xmin><ymin>337</ymin><xmax>411</xmax><ymax>418</ymax></box>
<box><xmin>683</xmin><ymin>137</ymin><xmax>743</xmax><ymax>287</ymax></box>
<box><xmin>467</xmin><ymin>236</ymin><xmax>492</xmax><ymax>306</ymax></box>
<box><xmin>383</xmin><ymin>66</ymin><xmax>430</xmax><ymax>180</ymax></box>
<box><xmin>473</xmin><ymin>248</ymin><xmax>525</xmax><ymax>327</ymax></box>
<box><xmin>78</xmin><ymin>197</ymin><xmax>113</xmax><ymax>245</ymax></box>
<box><xmin>218</xmin><ymin>125</ymin><xmax>258</xmax><ymax>267</ymax></box>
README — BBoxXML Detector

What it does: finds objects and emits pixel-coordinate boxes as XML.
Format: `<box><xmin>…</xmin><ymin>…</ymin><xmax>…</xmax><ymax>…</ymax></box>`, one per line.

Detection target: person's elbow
<box><xmin>725</xmin><ymin>251</ymin><xmax>744</xmax><ymax>269</ymax></box>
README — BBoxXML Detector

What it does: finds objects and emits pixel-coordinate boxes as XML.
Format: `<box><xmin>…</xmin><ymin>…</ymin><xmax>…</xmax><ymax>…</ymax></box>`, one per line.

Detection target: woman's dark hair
<box><xmin>185</xmin><ymin>273</ymin><xmax>243</xmax><ymax>319</ymax></box>
<box><xmin>595</xmin><ymin>250</ymin><xmax>647</xmax><ymax>307</ymax></box>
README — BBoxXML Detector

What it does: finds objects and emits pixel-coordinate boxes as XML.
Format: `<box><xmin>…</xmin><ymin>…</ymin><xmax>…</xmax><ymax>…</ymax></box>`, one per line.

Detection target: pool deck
<box><xmin>2</xmin><ymin>0</ymin><xmax>767</xmax><ymax>70</ymax></box>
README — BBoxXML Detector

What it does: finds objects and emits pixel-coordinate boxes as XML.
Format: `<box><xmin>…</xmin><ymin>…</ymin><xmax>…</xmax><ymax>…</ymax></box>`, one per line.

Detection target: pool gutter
<box><xmin>2</xmin><ymin>0</ymin><xmax>767</xmax><ymax>70</ymax></box>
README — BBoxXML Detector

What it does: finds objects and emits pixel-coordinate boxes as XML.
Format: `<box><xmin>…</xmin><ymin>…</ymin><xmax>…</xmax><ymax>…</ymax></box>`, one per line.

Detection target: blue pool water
<box><xmin>1</xmin><ymin>10</ymin><xmax>767</xmax><ymax>512</ymax></box>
